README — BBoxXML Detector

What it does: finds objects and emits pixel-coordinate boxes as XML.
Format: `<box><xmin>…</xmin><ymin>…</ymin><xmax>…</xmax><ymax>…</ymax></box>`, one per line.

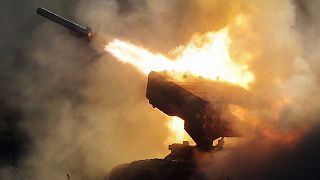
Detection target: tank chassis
<box><xmin>109</xmin><ymin>71</ymin><xmax>251</xmax><ymax>180</ymax></box>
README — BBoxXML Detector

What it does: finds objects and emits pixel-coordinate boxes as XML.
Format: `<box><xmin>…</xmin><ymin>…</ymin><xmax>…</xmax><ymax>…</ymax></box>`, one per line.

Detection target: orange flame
<box><xmin>105</xmin><ymin>28</ymin><xmax>254</xmax><ymax>89</ymax></box>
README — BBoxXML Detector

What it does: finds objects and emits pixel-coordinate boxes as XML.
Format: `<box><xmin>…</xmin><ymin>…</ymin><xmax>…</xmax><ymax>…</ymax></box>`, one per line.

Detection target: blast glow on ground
<box><xmin>105</xmin><ymin>23</ymin><xmax>255</xmax><ymax>143</ymax></box>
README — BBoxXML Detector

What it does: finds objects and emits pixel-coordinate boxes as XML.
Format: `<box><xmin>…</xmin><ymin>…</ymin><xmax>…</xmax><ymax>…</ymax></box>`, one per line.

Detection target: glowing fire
<box><xmin>167</xmin><ymin>117</ymin><xmax>185</xmax><ymax>141</ymax></box>
<box><xmin>105</xmin><ymin>27</ymin><xmax>254</xmax><ymax>142</ymax></box>
<box><xmin>105</xmin><ymin>28</ymin><xmax>253</xmax><ymax>88</ymax></box>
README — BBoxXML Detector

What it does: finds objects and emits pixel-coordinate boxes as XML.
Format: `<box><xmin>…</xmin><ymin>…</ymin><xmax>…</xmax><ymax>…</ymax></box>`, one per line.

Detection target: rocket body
<box><xmin>37</xmin><ymin>8</ymin><xmax>93</xmax><ymax>40</ymax></box>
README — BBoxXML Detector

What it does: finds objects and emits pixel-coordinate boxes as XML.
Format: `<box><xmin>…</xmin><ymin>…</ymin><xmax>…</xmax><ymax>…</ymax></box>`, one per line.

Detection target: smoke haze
<box><xmin>1</xmin><ymin>0</ymin><xmax>320</xmax><ymax>179</ymax></box>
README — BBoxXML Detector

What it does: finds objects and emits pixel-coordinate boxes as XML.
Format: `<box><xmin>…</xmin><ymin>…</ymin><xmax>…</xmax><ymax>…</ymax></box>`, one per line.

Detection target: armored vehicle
<box><xmin>110</xmin><ymin>71</ymin><xmax>251</xmax><ymax>180</ymax></box>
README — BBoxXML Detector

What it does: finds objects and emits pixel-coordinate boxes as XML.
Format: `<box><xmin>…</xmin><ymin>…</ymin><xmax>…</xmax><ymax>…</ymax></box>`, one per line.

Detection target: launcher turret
<box><xmin>146</xmin><ymin>71</ymin><xmax>250</xmax><ymax>151</ymax></box>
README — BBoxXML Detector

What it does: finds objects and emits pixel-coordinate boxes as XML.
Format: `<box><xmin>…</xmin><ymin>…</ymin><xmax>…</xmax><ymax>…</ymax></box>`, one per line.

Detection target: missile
<box><xmin>36</xmin><ymin>7</ymin><xmax>93</xmax><ymax>40</ymax></box>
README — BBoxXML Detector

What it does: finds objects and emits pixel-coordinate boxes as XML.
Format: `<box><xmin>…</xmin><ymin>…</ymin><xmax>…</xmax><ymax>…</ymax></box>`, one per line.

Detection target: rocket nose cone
<box><xmin>36</xmin><ymin>7</ymin><xmax>43</xmax><ymax>15</ymax></box>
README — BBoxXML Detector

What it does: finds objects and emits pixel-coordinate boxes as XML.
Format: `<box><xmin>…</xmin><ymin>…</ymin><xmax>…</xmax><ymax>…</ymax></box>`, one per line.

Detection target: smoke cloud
<box><xmin>1</xmin><ymin>0</ymin><xmax>320</xmax><ymax>179</ymax></box>
<box><xmin>198</xmin><ymin>0</ymin><xmax>320</xmax><ymax>179</ymax></box>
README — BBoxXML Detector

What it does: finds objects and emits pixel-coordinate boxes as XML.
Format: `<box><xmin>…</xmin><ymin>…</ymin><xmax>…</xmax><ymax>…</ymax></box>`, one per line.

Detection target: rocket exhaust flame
<box><xmin>105</xmin><ymin>28</ymin><xmax>254</xmax><ymax>89</ymax></box>
<box><xmin>105</xmin><ymin>39</ymin><xmax>172</xmax><ymax>74</ymax></box>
